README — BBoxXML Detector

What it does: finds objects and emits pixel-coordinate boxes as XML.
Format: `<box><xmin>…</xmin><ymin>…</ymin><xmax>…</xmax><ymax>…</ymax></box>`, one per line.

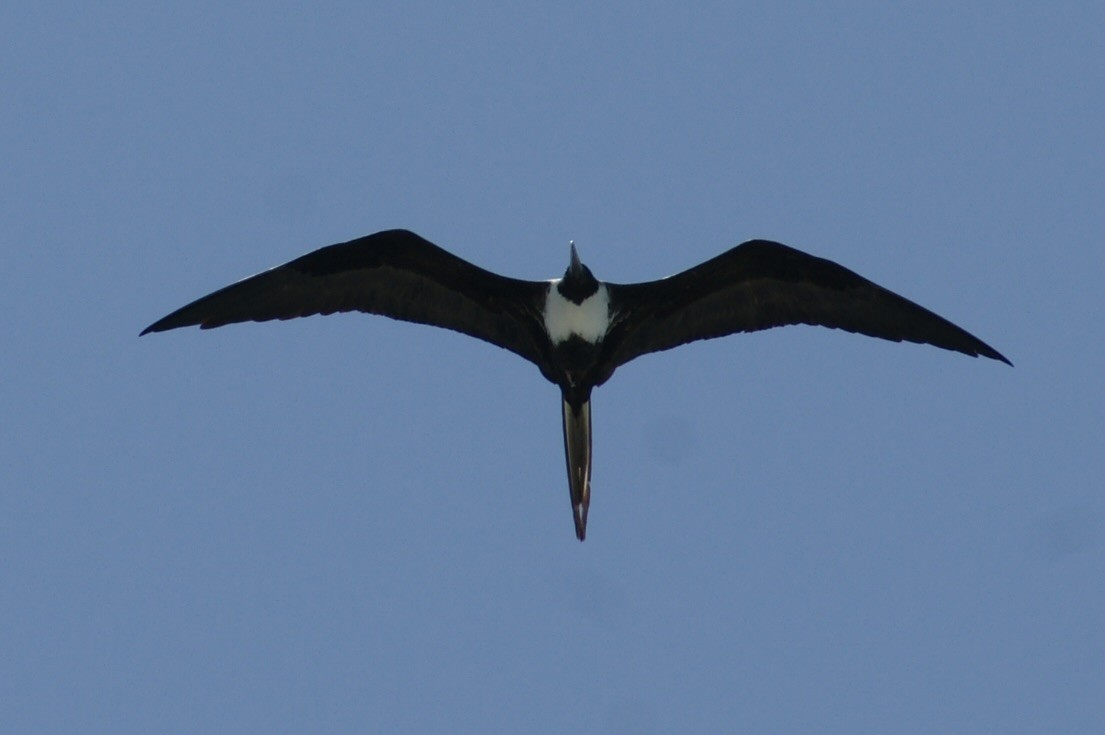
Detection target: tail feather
<box><xmin>561</xmin><ymin>396</ymin><xmax>592</xmax><ymax>541</ymax></box>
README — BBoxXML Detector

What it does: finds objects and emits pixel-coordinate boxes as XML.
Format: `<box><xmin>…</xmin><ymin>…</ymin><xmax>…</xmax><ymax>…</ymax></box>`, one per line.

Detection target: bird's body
<box><xmin>143</xmin><ymin>229</ymin><xmax>1010</xmax><ymax>540</ymax></box>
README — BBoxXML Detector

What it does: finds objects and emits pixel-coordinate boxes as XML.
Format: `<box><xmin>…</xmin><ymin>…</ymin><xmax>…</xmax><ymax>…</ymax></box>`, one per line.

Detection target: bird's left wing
<box><xmin>604</xmin><ymin>240</ymin><xmax>1011</xmax><ymax>367</ymax></box>
<box><xmin>142</xmin><ymin>229</ymin><xmax>550</xmax><ymax>366</ymax></box>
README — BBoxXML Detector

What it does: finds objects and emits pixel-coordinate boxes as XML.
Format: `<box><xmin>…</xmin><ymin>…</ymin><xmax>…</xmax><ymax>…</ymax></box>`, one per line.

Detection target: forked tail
<box><xmin>561</xmin><ymin>394</ymin><xmax>592</xmax><ymax>541</ymax></box>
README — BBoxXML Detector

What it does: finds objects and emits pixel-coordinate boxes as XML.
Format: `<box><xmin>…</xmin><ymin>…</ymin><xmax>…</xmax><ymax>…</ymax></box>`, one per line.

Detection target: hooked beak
<box><xmin>568</xmin><ymin>242</ymin><xmax>583</xmax><ymax>277</ymax></box>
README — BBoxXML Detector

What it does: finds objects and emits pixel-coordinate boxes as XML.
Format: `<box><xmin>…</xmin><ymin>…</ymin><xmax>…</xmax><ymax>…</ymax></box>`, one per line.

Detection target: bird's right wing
<box><xmin>142</xmin><ymin>229</ymin><xmax>550</xmax><ymax>366</ymax></box>
<box><xmin>605</xmin><ymin>240</ymin><xmax>1011</xmax><ymax>367</ymax></box>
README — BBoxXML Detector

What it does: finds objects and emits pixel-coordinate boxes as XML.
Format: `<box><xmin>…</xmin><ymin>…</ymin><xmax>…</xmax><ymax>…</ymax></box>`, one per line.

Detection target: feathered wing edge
<box><xmin>141</xmin><ymin>229</ymin><xmax>550</xmax><ymax>367</ymax></box>
<box><xmin>605</xmin><ymin>240</ymin><xmax>1011</xmax><ymax>368</ymax></box>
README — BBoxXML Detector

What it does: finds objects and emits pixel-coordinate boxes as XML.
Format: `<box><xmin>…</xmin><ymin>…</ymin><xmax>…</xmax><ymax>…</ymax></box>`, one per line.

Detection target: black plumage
<box><xmin>144</xmin><ymin>228</ymin><xmax>1010</xmax><ymax>539</ymax></box>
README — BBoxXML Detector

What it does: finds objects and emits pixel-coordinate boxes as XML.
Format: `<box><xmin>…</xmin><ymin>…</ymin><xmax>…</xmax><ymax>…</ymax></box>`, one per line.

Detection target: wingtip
<box><xmin>140</xmin><ymin>313</ymin><xmax>207</xmax><ymax>336</ymax></box>
<box><xmin>140</xmin><ymin>320</ymin><xmax>178</xmax><ymax>336</ymax></box>
<box><xmin>140</xmin><ymin>313</ymin><xmax>178</xmax><ymax>336</ymax></box>
<box><xmin>979</xmin><ymin>345</ymin><xmax>1013</xmax><ymax>367</ymax></box>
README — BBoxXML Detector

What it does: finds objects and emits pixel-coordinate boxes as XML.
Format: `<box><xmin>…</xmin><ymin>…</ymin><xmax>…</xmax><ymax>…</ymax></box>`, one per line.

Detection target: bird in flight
<box><xmin>143</xmin><ymin>229</ymin><xmax>1010</xmax><ymax>540</ymax></box>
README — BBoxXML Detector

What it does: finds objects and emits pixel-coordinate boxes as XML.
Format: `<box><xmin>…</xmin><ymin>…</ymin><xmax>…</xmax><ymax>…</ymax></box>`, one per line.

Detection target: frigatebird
<box><xmin>142</xmin><ymin>229</ymin><xmax>1010</xmax><ymax>540</ymax></box>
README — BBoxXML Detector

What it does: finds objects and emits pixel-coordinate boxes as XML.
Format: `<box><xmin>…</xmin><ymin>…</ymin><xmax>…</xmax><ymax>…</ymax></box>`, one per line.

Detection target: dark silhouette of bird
<box><xmin>143</xmin><ymin>229</ymin><xmax>1010</xmax><ymax>539</ymax></box>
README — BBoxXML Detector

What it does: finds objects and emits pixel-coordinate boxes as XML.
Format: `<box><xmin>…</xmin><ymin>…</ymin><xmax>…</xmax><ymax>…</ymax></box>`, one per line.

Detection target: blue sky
<box><xmin>3</xmin><ymin>3</ymin><xmax>1103</xmax><ymax>732</ymax></box>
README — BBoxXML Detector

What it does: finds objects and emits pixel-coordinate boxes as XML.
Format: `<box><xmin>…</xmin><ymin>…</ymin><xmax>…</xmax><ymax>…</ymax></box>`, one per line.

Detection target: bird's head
<box><xmin>557</xmin><ymin>242</ymin><xmax>600</xmax><ymax>304</ymax></box>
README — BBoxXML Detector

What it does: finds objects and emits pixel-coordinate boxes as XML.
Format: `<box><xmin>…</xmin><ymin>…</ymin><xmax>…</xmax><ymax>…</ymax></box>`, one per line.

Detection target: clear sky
<box><xmin>4</xmin><ymin>3</ymin><xmax>1103</xmax><ymax>733</ymax></box>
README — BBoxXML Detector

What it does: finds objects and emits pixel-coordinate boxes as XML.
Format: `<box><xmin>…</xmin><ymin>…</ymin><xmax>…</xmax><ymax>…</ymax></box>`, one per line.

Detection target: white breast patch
<box><xmin>543</xmin><ymin>282</ymin><xmax>611</xmax><ymax>344</ymax></box>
